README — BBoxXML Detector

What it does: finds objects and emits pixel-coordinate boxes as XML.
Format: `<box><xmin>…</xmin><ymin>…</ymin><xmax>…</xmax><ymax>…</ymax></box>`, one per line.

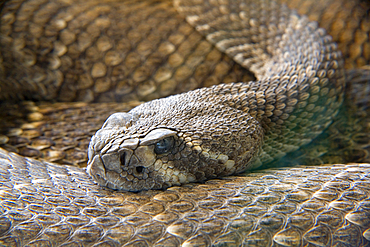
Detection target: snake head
<box><xmin>87</xmin><ymin>120</ymin><xmax>179</xmax><ymax>191</ymax></box>
<box><xmin>87</xmin><ymin>90</ymin><xmax>263</xmax><ymax>192</ymax></box>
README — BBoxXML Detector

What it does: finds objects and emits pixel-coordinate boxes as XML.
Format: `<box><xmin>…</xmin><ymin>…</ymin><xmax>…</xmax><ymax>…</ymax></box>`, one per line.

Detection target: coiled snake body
<box><xmin>0</xmin><ymin>0</ymin><xmax>370</xmax><ymax>246</ymax></box>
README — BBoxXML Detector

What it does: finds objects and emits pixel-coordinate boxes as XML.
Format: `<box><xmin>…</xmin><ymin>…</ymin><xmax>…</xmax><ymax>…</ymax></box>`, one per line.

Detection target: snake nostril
<box><xmin>120</xmin><ymin>152</ymin><xmax>126</xmax><ymax>167</ymax></box>
<box><xmin>136</xmin><ymin>166</ymin><xmax>144</xmax><ymax>173</ymax></box>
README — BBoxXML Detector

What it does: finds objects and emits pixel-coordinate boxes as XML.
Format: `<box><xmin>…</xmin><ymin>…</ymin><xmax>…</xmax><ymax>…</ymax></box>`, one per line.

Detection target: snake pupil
<box><xmin>154</xmin><ymin>137</ymin><xmax>175</xmax><ymax>154</ymax></box>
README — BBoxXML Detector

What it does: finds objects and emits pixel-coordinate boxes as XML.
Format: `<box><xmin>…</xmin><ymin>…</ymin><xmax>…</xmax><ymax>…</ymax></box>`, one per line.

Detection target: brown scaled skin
<box><xmin>87</xmin><ymin>0</ymin><xmax>345</xmax><ymax>192</ymax></box>
<box><xmin>0</xmin><ymin>0</ymin><xmax>369</xmax><ymax>246</ymax></box>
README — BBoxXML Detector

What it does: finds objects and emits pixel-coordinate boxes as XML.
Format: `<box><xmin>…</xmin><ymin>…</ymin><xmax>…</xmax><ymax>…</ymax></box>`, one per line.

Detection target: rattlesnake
<box><xmin>0</xmin><ymin>0</ymin><xmax>369</xmax><ymax>246</ymax></box>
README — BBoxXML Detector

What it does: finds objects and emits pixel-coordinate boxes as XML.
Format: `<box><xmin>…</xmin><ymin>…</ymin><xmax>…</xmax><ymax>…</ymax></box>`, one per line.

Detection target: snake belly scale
<box><xmin>0</xmin><ymin>0</ymin><xmax>370</xmax><ymax>246</ymax></box>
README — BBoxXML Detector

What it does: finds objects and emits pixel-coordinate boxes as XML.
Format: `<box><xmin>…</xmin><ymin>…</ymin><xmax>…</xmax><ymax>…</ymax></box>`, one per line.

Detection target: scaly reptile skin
<box><xmin>0</xmin><ymin>149</ymin><xmax>370</xmax><ymax>246</ymax></box>
<box><xmin>0</xmin><ymin>0</ymin><xmax>370</xmax><ymax>246</ymax></box>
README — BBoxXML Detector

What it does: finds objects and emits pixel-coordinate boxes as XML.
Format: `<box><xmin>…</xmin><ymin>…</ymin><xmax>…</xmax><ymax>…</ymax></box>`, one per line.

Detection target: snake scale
<box><xmin>0</xmin><ymin>0</ymin><xmax>370</xmax><ymax>246</ymax></box>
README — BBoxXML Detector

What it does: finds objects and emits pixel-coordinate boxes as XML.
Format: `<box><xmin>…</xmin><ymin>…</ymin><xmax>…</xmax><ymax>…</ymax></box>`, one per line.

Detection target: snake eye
<box><xmin>154</xmin><ymin>137</ymin><xmax>174</xmax><ymax>154</ymax></box>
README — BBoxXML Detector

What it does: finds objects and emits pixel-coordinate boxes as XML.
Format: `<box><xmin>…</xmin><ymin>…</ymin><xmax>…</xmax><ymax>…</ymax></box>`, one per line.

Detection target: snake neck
<box><xmin>179</xmin><ymin>0</ymin><xmax>348</xmax><ymax>164</ymax></box>
<box><xmin>208</xmin><ymin>72</ymin><xmax>345</xmax><ymax>165</ymax></box>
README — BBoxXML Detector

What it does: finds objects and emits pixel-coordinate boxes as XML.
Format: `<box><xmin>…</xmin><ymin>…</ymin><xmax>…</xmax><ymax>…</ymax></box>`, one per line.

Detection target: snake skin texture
<box><xmin>0</xmin><ymin>149</ymin><xmax>370</xmax><ymax>246</ymax></box>
<box><xmin>86</xmin><ymin>0</ymin><xmax>354</xmax><ymax>192</ymax></box>
<box><xmin>0</xmin><ymin>0</ymin><xmax>370</xmax><ymax>246</ymax></box>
